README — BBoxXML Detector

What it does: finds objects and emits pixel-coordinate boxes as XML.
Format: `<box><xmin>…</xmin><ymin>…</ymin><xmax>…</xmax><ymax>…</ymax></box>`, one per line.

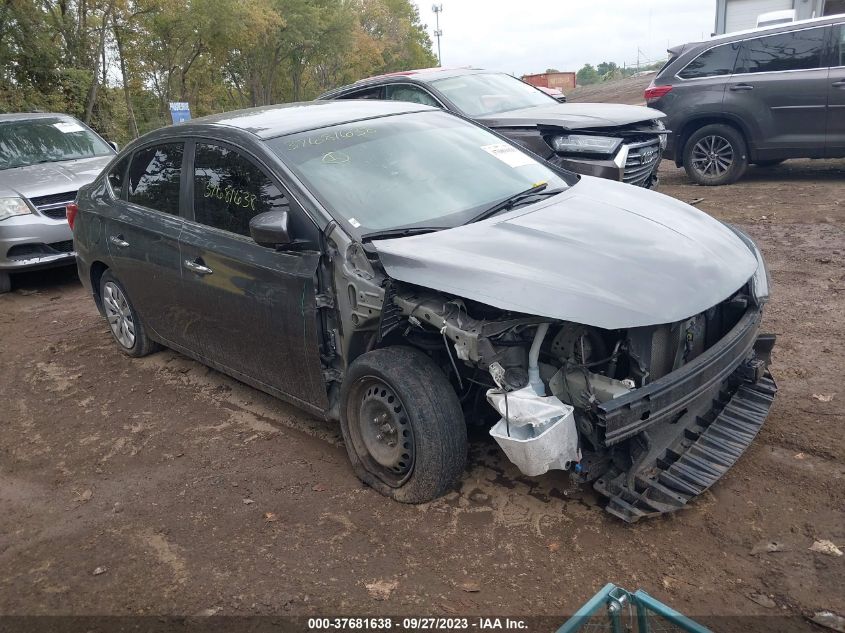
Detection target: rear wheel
<box><xmin>0</xmin><ymin>272</ymin><xmax>10</xmax><ymax>294</ymax></box>
<box><xmin>683</xmin><ymin>124</ymin><xmax>748</xmax><ymax>186</ymax></box>
<box><xmin>99</xmin><ymin>270</ymin><xmax>159</xmax><ymax>357</ymax></box>
<box><xmin>340</xmin><ymin>346</ymin><xmax>467</xmax><ymax>503</ymax></box>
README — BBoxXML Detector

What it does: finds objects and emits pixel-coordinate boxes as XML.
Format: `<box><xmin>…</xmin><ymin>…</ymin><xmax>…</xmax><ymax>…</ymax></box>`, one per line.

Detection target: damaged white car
<box><xmin>75</xmin><ymin>101</ymin><xmax>776</xmax><ymax>522</ymax></box>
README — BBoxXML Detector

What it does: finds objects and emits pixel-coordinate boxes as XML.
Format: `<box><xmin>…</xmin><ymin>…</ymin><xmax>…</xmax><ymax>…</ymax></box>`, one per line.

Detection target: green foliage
<box><xmin>576</xmin><ymin>64</ymin><xmax>600</xmax><ymax>85</ymax></box>
<box><xmin>0</xmin><ymin>0</ymin><xmax>438</xmax><ymax>140</ymax></box>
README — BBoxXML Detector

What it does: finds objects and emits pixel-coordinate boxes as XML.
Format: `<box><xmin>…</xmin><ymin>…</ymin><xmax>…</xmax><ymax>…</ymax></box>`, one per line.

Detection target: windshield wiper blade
<box><xmin>467</xmin><ymin>183</ymin><xmax>563</xmax><ymax>224</ymax></box>
<box><xmin>361</xmin><ymin>226</ymin><xmax>446</xmax><ymax>242</ymax></box>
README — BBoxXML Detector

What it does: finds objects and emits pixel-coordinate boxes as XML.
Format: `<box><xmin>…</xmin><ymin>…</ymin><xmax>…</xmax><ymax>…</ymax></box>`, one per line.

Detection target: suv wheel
<box><xmin>340</xmin><ymin>346</ymin><xmax>467</xmax><ymax>503</ymax></box>
<box><xmin>683</xmin><ymin>124</ymin><xmax>748</xmax><ymax>186</ymax></box>
<box><xmin>100</xmin><ymin>270</ymin><xmax>159</xmax><ymax>357</ymax></box>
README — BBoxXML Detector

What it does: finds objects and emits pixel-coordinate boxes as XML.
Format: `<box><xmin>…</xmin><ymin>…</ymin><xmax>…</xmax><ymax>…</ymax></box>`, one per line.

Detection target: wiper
<box><xmin>466</xmin><ymin>183</ymin><xmax>564</xmax><ymax>224</ymax></box>
<box><xmin>360</xmin><ymin>226</ymin><xmax>446</xmax><ymax>242</ymax></box>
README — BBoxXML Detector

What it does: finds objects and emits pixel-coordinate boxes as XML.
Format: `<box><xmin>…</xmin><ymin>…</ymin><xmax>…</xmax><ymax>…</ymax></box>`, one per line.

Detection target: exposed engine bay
<box><xmin>320</xmin><ymin>199</ymin><xmax>777</xmax><ymax>522</ymax></box>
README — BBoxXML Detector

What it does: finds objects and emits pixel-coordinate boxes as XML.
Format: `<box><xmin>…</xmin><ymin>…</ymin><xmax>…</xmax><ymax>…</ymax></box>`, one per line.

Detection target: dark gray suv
<box><xmin>646</xmin><ymin>15</ymin><xmax>845</xmax><ymax>185</ymax></box>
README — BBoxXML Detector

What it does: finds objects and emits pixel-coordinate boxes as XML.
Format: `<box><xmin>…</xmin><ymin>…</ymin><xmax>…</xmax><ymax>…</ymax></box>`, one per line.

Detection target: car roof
<box><xmin>320</xmin><ymin>67</ymin><xmax>497</xmax><ymax>98</ymax></box>
<box><xmin>0</xmin><ymin>112</ymin><xmax>81</xmax><ymax>123</ymax></box>
<box><xmin>184</xmin><ymin>100</ymin><xmax>436</xmax><ymax>140</ymax></box>
<box><xmin>677</xmin><ymin>12</ymin><xmax>844</xmax><ymax>51</ymax></box>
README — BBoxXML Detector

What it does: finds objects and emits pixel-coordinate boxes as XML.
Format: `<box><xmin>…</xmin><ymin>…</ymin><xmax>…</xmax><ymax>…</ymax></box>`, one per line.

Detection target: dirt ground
<box><xmin>1</xmin><ymin>158</ymin><xmax>844</xmax><ymax>631</ymax></box>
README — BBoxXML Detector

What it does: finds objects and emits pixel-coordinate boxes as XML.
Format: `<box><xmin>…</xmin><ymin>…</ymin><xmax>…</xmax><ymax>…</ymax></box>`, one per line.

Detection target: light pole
<box><xmin>432</xmin><ymin>4</ymin><xmax>443</xmax><ymax>66</ymax></box>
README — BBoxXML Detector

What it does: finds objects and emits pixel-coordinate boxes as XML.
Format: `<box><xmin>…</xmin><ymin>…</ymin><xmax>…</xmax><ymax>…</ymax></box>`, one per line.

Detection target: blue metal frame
<box><xmin>557</xmin><ymin>584</ymin><xmax>712</xmax><ymax>633</ymax></box>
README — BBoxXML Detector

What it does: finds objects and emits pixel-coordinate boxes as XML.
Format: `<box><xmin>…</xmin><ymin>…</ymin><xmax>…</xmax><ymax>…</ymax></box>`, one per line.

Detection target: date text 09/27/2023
<box><xmin>307</xmin><ymin>617</ymin><xmax>529</xmax><ymax>630</ymax></box>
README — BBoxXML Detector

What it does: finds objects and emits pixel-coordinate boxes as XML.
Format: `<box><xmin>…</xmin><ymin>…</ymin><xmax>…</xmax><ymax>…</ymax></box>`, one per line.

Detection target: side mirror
<box><xmin>555</xmin><ymin>95</ymin><xmax>567</xmax><ymax>103</ymax></box>
<box><xmin>250</xmin><ymin>210</ymin><xmax>291</xmax><ymax>248</ymax></box>
<box><xmin>107</xmin><ymin>141</ymin><xmax>119</xmax><ymax>152</ymax></box>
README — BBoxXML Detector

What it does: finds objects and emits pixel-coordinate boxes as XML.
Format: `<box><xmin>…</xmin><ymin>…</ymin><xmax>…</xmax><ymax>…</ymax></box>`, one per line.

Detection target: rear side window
<box><xmin>741</xmin><ymin>27</ymin><xmax>827</xmax><ymax>73</ymax></box>
<box><xmin>128</xmin><ymin>143</ymin><xmax>183</xmax><ymax>214</ymax></box>
<box><xmin>678</xmin><ymin>43</ymin><xmax>740</xmax><ymax>79</ymax></box>
<box><xmin>193</xmin><ymin>144</ymin><xmax>290</xmax><ymax>237</ymax></box>
<box><xmin>837</xmin><ymin>25</ymin><xmax>845</xmax><ymax>67</ymax></box>
<box><xmin>108</xmin><ymin>157</ymin><xmax>128</xmax><ymax>199</ymax></box>
<box><xmin>339</xmin><ymin>86</ymin><xmax>383</xmax><ymax>100</ymax></box>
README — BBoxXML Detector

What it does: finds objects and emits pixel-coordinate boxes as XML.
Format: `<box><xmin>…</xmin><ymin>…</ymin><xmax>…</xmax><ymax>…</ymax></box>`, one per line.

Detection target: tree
<box><xmin>576</xmin><ymin>64</ymin><xmax>599</xmax><ymax>85</ymax></box>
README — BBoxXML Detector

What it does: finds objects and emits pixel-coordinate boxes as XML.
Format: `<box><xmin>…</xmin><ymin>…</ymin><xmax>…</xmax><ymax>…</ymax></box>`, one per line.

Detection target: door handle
<box><xmin>833</xmin><ymin>80</ymin><xmax>845</xmax><ymax>88</ymax></box>
<box><xmin>109</xmin><ymin>235</ymin><xmax>129</xmax><ymax>248</ymax></box>
<box><xmin>184</xmin><ymin>259</ymin><xmax>213</xmax><ymax>275</ymax></box>
<box><xmin>730</xmin><ymin>84</ymin><xmax>754</xmax><ymax>91</ymax></box>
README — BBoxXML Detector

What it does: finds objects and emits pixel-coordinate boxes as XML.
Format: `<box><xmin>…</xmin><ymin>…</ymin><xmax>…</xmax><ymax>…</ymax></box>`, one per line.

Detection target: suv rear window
<box><xmin>741</xmin><ymin>27</ymin><xmax>827</xmax><ymax>73</ymax></box>
<box><xmin>678</xmin><ymin>42</ymin><xmax>740</xmax><ymax>79</ymax></box>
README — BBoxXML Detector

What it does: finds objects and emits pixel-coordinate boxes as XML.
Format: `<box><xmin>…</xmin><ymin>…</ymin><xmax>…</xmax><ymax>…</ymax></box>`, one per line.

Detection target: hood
<box><xmin>374</xmin><ymin>176</ymin><xmax>758</xmax><ymax>329</ymax></box>
<box><xmin>477</xmin><ymin>102</ymin><xmax>665</xmax><ymax>130</ymax></box>
<box><xmin>0</xmin><ymin>155</ymin><xmax>113</xmax><ymax>200</ymax></box>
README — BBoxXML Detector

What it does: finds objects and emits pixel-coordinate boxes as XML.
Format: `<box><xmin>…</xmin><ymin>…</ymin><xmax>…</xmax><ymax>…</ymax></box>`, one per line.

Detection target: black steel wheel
<box><xmin>340</xmin><ymin>346</ymin><xmax>467</xmax><ymax>503</ymax></box>
<box><xmin>683</xmin><ymin>123</ymin><xmax>748</xmax><ymax>186</ymax></box>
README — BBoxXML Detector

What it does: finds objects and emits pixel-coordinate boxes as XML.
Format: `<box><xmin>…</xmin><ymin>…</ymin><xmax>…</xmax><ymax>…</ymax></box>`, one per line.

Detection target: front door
<box><xmin>104</xmin><ymin>142</ymin><xmax>185</xmax><ymax>344</ymax></box>
<box><xmin>725</xmin><ymin>25</ymin><xmax>830</xmax><ymax>159</ymax></box>
<box><xmin>177</xmin><ymin>142</ymin><xmax>327</xmax><ymax>411</ymax></box>
<box><xmin>827</xmin><ymin>24</ymin><xmax>845</xmax><ymax>157</ymax></box>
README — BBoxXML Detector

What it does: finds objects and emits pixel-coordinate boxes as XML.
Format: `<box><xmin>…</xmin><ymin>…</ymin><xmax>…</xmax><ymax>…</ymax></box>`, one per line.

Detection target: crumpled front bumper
<box><xmin>594</xmin><ymin>321</ymin><xmax>777</xmax><ymax>522</ymax></box>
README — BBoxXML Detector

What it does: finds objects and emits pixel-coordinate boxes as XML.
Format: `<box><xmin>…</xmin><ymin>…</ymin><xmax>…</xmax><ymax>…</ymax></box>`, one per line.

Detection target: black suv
<box><xmin>646</xmin><ymin>15</ymin><xmax>845</xmax><ymax>185</ymax></box>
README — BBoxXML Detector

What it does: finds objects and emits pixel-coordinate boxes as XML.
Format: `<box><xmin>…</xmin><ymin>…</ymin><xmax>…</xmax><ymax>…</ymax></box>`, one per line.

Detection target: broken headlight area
<box><xmin>388</xmin><ymin>284</ymin><xmax>776</xmax><ymax>522</ymax></box>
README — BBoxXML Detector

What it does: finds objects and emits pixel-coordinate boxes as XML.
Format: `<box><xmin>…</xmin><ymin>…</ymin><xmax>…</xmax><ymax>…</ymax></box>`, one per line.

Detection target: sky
<box><xmin>411</xmin><ymin>0</ymin><xmax>718</xmax><ymax>75</ymax></box>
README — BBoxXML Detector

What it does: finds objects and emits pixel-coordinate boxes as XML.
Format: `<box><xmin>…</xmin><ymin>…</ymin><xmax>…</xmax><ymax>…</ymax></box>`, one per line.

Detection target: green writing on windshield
<box><xmin>286</xmin><ymin>127</ymin><xmax>375</xmax><ymax>150</ymax></box>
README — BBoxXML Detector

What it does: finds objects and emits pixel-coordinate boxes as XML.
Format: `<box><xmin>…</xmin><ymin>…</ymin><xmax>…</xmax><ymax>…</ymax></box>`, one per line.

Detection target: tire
<box><xmin>0</xmin><ymin>272</ymin><xmax>10</xmax><ymax>294</ymax></box>
<box><xmin>683</xmin><ymin>123</ymin><xmax>748</xmax><ymax>186</ymax></box>
<box><xmin>753</xmin><ymin>159</ymin><xmax>785</xmax><ymax>168</ymax></box>
<box><xmin>340</xmin><ymin>346</ymin><xmax>467</xmax><ymax>503</ymax></box>
<box><xmin>99</xmin><ymin>270</ymin><xmax>159</xmax><ymax>357</ymax></box>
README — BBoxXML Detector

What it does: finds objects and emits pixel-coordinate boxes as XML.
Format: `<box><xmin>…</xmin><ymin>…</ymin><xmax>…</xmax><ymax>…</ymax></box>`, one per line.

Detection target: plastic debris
<box><xmin>365</xmin><ymin>579</ymin><xmax>398</xmax><ymax>600</ymax></box>
<box><xmin>810</xmin><ymin>611</ymin><xmax>845</xmax><ymax>633</ymax></box>
<box><xmin>810</xmin><ymin>540</ymin><xmax>843</xmax><ymax>557</ymax></box>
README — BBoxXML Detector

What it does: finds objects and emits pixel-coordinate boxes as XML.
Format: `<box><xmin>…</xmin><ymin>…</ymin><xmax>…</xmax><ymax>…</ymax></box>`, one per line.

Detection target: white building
<box><xmin>714</xmin><ymin>0</ymin><xmax>845</xmax><ymax>34</ymax></box>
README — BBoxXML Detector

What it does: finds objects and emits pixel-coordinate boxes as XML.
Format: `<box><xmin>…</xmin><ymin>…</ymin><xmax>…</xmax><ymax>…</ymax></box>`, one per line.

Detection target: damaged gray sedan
<box><xmin>74</xmin><ymin>101</ymin><xmax>776</xmax><ymax>522</ymax></box>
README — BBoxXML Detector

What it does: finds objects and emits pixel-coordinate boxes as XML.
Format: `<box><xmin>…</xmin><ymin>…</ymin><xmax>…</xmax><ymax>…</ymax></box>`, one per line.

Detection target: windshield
<box><xmin>0</xmin><ymin>117</ymin><xmax>113</xmax><ymax>170</ymax></box>
<box><xmin>429</xmin><ymin>72</ymin><xmax>556</xmax><ymax>117</ymax></box>
<box><xmin>269</xmin><ymin>111</ymin><xmax>570</xmax><ymax>235</ymax></box>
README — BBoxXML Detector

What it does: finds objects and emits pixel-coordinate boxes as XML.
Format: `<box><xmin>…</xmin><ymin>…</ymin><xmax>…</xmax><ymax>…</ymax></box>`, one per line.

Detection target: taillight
<box><xmin>644</xmin><ymin>85</ymin><xmax>673</xmax><ymax>101</ymax></box>
<box><xmin>66</xmin><ymin>203</ymin><xmax>79</xmax><ymax>230</ymax></box>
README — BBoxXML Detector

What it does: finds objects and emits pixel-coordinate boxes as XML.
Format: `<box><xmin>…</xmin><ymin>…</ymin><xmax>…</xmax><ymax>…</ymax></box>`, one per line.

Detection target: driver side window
<box><xmin>193</xmin><ymin>144</ymin><xmax>289</xmax><ymax>237</ymax></box>
<box><xmin>384</xmin><ymin>84</ymin><xmax>441</xmax><ymax>108</ymax></box>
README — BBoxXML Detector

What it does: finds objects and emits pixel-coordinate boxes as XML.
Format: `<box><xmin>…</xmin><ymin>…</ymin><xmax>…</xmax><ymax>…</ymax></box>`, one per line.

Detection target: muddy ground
<box><xmin>1</xmin><ymin>159</ymin><xmax>843</xmax><ymax>631</ymax></box>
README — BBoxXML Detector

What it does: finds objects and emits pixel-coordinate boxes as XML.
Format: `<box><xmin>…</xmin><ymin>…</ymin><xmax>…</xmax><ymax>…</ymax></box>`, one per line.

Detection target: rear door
<box><xmin>725</xmin><ymin>25</ymin><xmax>830</xmax><ymax>159</ymax></box>
<box><xmin>104</xmin><ymin>141</ymin><xmax>186</xmax><ymax>344</ymax></box>
<box><xmin>827</xmin><ymin>23</ymin><xmax>845</xmax><ymax>157</ymax></box>
<box><xmin>177</xmin><ymin>141</ymin><xmax>327</xmax><ymax>410</ymax></box>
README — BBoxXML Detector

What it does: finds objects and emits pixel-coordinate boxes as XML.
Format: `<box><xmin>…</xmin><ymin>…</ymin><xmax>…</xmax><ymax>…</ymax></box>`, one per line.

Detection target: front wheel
<box><xmin>340</xmin><ymin>346</ymin><xmax>467</xmax><ymax>503</ymax></box>
<box><xmin>683</xmin><ymin>123</ymin><xmax>748</xmax><ymax>186</ymax></box>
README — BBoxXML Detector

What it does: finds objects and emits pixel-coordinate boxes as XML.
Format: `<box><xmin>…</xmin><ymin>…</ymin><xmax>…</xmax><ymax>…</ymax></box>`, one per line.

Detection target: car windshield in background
<box><xmin>428</xmin><ymin>72</ymin><xmax>555</xmax><ymax>117</ymax></box>
<box><xmin>0</xmin><ymin>118</ymin><xmax>113</xmax><ymax>170</ymax></box>
<box><xmin>269</xmin><ymin>111</ymin><xmax>569</xmax><ymax>235</ymax></box>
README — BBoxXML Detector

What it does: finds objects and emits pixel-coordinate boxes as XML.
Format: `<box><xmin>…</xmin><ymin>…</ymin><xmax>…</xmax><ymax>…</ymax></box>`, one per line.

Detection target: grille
<box><xmin>623</xmin><ymin>139</ymin><xmax>661</xmax><ymax>187</ymax></box>
<box><xmin>29</xmin><ymin>191</ymin><xmax>77</xmax><ymax>220</ymax></box>
<box><xmin>49</xmin><ymin>240</ymin><xmax>75</xmax><ymax>253</ymax></box>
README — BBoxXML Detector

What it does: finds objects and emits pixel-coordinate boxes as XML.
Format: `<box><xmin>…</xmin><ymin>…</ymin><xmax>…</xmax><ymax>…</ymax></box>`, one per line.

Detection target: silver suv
<box><xmin>0</xmin><ymin>113</ymin><xmax>115</xmax><ymax>292</ymax></box>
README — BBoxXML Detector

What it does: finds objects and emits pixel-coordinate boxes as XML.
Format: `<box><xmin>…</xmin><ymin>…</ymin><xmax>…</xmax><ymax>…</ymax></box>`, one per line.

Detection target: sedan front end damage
<box><xmin>363</xmin><ymin>178</ymin><xmax>776</xmax><ymax>522</ymax></box>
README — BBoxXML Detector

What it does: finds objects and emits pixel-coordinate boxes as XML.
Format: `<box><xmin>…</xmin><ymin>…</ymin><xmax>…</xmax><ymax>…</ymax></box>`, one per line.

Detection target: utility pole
<box><xmin>432</xmin><ymin>4</ymin><xmax>443</xmax><ymax>66</ymax></box>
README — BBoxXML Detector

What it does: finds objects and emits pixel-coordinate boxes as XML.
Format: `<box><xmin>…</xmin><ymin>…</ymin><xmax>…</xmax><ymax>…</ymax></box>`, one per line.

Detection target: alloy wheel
<box><xmin>103</xmin><ymin>281</ymin><xmax>135</xmax><ymax>349</ymax></box>
<box><xmin>690</xmin><ymin>135</ymin><xmax>734</xmax><ymax>178</ymax></box>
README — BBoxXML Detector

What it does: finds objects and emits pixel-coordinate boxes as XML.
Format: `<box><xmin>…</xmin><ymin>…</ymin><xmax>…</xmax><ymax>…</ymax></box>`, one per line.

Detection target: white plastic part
<box><xmin>527</xmin><ymin>323</ymin><xmax>549</xmax><ymax>395</ymax></box>
<box><xmin>487</xmin><ymin>387</ymin><xmax>580</xmax><ymax>477</ymax></box>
